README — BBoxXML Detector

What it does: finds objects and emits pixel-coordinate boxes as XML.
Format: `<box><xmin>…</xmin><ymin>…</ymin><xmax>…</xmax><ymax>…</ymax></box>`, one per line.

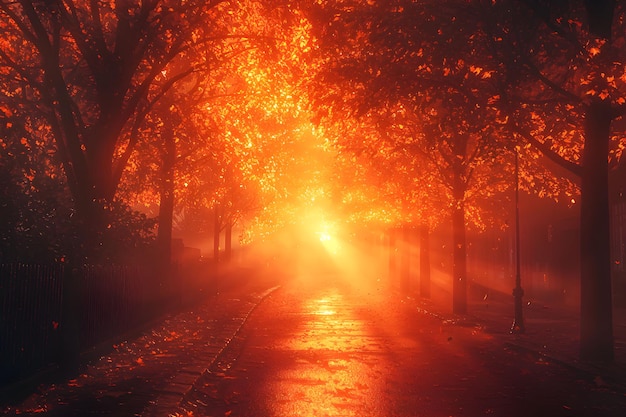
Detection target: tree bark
<box><xmin>452</xmin><ymin>174</ymin><xmax>468</xmax><ymax>314</ymax></box>
<box><xmin>584</xmin><ymin>0</ymin><xmax>615</xmax><ymax>39</ymax></box>
<box><xmin>388</xmin><ymin>228</ymin><xmax>398</xmax><ymax>286</ymax></box>
<box><xmin>157</xmin><ymin>121</ymin><xmax>176</xmax><ymax>269</ymax></box>
<box><xmin>213</xmin><ymin>206</ymin><xmax>221</xmax><ymax>263</ymax></box>
<box><xmin>577</xmin><ymin>0</ymin><xmax>615</xmax><ymax>363</ymax></box>
<box><xmin>400</xmin><ymin>226</ymin><xmax>411</xmax><ymax>293</ymax></box>
<box><xmin>580</xmin><ymin>99</ymin><xmax>614</xmax><ymax>362</ymax></box>
<box><xmin>420</xmin><ymin>223</ymin><xmax>431</xmax><ymax>298</ymax></box>
<box><xmin>225</xmin><ymin>222</ymin><xmax>233</xmax><ymax>263</ymax></box>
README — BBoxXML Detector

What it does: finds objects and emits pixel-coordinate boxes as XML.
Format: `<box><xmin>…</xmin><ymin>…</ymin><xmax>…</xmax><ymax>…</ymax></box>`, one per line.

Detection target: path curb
<box><xmin>142</xmin><ymin>285</ymin><xmax>281</xmax><ymax>417</ymax></box>
<box><xmin>406</xmin><ymin>293</ymin><xmax>626</xmax><ymax>393</ymax></box>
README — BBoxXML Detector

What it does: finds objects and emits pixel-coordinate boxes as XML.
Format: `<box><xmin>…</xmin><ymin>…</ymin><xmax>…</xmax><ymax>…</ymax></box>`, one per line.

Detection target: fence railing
<box><xmin>0</xmin><ymin>262</ymin><xmax>185</xmax><ymax>388</ymax></box>
<box><xmin>1</xmin><ymin>263</ymin><xmax>64</xmax><ymax>385</ymax></box>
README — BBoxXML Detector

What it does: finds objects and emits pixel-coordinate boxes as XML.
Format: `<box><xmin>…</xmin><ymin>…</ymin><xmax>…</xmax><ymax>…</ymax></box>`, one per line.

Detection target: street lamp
<box><xmin>511</xmin><ymin>147</ymin><xmax>525</xmax><ymax>334</ymax></box>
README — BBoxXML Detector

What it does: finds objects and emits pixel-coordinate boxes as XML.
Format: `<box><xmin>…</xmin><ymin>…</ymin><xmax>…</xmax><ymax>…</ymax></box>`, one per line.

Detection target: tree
<box><xmin>490</xmin><ymin>0</ymin><xmax>626</xmax><ymax>362</ymax></box>
<box><xmin>144</xmin><ymin>5</ymin><xmax>316</xmax><ymax>258</ymax></box>
<box><xmin>0</xmin><ymin>107</ymin><xmax>75</xmax><ymax>261</ymax></box>
<box><xmin>320</xmin><ymin>107</ymin><xmax>447</xmax><ymax>295</ymax></box>
<box><xmin>305</xmin><ymin>0</ymin><xmax>512</xmax><ymax>312</ymax></box>
<box><xmin>202</xmin><ymin>8</ymin><xmax>325</xmax><ymax>250</ymax></box>
<box><xmin>0</xmin><ymin>1</ymin><xmax>250</xmax><ymax>259</ymax></box>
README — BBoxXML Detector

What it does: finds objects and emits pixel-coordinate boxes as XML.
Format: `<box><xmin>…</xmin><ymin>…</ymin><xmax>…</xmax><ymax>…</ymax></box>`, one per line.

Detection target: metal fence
<box><xmin>0</xmin><ymin>262</ymin><xmax>170</xmax><ymax>387</ymax></box>
<box><xmin>0</xmin><ymin>263</ymin><xmax>64</xmax><ymax>385</ymax></box>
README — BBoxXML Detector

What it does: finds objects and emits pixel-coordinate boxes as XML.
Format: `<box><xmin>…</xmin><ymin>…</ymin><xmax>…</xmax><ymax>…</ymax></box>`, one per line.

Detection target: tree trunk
<box><xmin>578</xmin><ymin>1</ymin><xmax>615</xmax><ymax>363</ymax></box>
<box><xmin>70</xmin><ymin>139</ymin><xmax>115</xmax><ymax>261</ymax></box>
<box><xmin>580</xmin><ymin>99</ymin><xmax>614</xmax><ymax>362</ymax></box>
<box><xmin>388</xmin><ymin>228</ymin><xmax>398</xmax><ymax>286</ymax></box>
<box><xmin>225</xmin><ymin>222</ymin><xmax>233</xmax><ymax>263</ymax></box>
<box><xmin>157</xmin><ymin>183</ymin><xmax>174</xmax><ymax>267</ymax></box>
<box><xmin>400</xmin><ymin>226</ymin><xmax>411</xmax><ymax>293</ymax></box>
<box><xmin>452</xmin><ymin>175</ymin><xmax>468</xmax><ymax>314</ymax></box>
<box><xmin>213</xmin><ymin>206</ymin><xmax>221</xmax><ymax>263</ymax></box>
<box><xmin>74</xmin><ymin>198</ymin><xmax>108</xmax><ymax>262</ymax></box>
<box><xmin>157</xmin><ymin>122</ymin><xmax>176</xmax><ymax>270</ymax></box>
<box><xmin>584</xmin><ymin>0</ymin><xmax>615</xmax><ymax>39</ymax></box>
<box><xmin>420</xmin><ymin>223</ymin><xmax>431</xmax><ymax>298</ymax></box>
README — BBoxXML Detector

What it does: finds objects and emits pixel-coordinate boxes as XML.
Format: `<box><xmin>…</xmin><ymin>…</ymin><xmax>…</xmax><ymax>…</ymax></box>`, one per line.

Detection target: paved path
<box><xmin>172</xmin><ymin>276</ymin><xmax>626</xmax><ymax>417</ymax></box>
<box><xmin>421</xmin><ymin>282</ymin><xmax>626</xmax><ymax>388</ymax></box>
<box><xmin>1</xmin><ymin>280</ymin><xmax>278</xmax><ymax>417</ymax></box>
<box><xmin>3</xmin><ymin>272</ymin><xmax>625</xmax><ymax>416</ymax></box>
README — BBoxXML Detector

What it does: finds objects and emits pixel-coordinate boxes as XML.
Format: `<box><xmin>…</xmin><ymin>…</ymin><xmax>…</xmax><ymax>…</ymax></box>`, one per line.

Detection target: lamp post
<box><xmin>511</xmin><ymin>147</ymin><xmax>525</xmax><ymax>334</ymax></box>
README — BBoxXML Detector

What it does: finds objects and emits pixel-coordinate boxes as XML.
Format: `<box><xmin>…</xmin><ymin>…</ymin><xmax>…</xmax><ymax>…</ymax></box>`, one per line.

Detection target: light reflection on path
<box><xmin>208</xmin><ymin>276</ymin><xmax>412</xmax><ymax>417</ymax></box>
<box><xmin>178</xmin><ymin>273</ymin><xmax>514</xmax><ymax>417</ymax></box>
<box><xmin>265</xmin><ymin>286</ymin><xmax>388</xmax><ymax>416</ymax></box>
<box><xmin>177</xmin><ymin>273</ymin><xmax>626</xmax><ymax>417</ymax></box>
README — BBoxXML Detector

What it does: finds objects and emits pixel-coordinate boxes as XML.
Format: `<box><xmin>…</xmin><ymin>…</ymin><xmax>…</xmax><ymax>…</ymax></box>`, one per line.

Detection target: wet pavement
<box><xmin>174</xmin><ymin>275</ymin><xmax>626</xmax><ymax>417</ymax></box>
<box><xmin>1</xmin><ymin>279</ymin><xmax>279</xmax><ymax>417</ymax></box>
<box><xmin>419</xmin><ymin>281</ymin><xmax>626</xmax><ymax>389</ymax></box>
<box><xmin>2</xmin><ymin>272</ymin><xmax>626</xmax><ymax>416</ymax></box>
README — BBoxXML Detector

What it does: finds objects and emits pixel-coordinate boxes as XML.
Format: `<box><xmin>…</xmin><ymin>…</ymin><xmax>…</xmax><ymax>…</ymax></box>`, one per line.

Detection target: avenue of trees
<box><xmin>1</xmin><ymin>1</ymin><xmax>625</xmax><ymax>363</ymax></box>
<box><xmin>302</xmin><ymin>0</ymin><xmax>625</xmax><ymax>363</ymax></box>
<box><xmin>0</xmin><ymin>0</ymin><xmax>306</xmax><ymax>263</ymax></box>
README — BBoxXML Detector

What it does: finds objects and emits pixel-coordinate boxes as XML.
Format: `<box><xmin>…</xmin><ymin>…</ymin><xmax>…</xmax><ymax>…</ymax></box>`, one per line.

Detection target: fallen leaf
<box><xmin>593</xmin><ymin>376</ymin><xmax>609</xmax><ymax>388</ymax></box>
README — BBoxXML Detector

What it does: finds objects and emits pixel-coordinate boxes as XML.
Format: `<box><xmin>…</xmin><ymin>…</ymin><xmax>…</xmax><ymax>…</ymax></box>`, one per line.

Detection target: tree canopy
<box><xmin>1</xmin><ymin>0</ymin><xmax>625</xmax><ymax>362</ymax></box>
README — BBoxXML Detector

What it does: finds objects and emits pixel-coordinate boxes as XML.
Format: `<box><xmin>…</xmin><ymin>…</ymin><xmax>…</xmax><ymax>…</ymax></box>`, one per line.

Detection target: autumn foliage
<box><xmin>1</xmin><ymin>1</ymin><xmax>625</xmax><ymax>362</ymax></box>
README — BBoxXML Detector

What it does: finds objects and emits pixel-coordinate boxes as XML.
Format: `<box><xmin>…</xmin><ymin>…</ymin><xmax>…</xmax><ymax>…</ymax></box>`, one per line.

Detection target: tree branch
<box><xmin>508</xmin><ymin>120</ymin><xmax>583</xmax><ymax>178</ymax></box>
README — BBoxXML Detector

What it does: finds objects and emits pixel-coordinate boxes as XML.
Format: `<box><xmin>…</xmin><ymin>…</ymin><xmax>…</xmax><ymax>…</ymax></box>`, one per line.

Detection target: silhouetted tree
<box><xmin>305</xmin><ymin>0</ymin><xmax>511</xmax><ymax>312</ymax></box>
<box><xmin>492</xmin><ymin>0</ymin><xmax>626</xmax><ymax>362</ymax></box>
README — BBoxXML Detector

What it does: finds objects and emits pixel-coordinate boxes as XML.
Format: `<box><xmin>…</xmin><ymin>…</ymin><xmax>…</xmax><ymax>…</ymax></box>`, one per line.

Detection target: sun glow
<box><xmin>319</xmin><ymin>232</ymin><xmax>341</xmax><ymax>255</ymax></box>
<box><xmin>318</xmin><ymin>231</ymin><xmax>332</xmax><ymax>242</ymax></box>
